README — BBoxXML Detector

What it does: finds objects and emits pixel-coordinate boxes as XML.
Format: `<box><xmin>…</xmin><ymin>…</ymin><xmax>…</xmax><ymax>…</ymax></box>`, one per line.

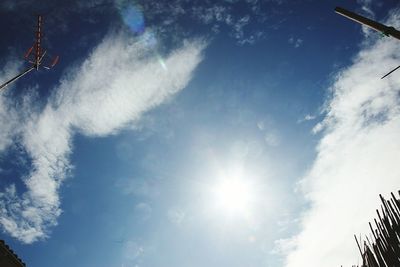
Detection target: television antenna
<box><xmin>0</xmin><ymin>15</ymin><xmax>59</xmax><ymax>91</ymax></box>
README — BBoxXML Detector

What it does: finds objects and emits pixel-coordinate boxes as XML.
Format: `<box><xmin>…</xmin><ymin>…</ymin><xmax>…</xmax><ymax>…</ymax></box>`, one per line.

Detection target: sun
<box><xmin>212</xmin><ymin>176</ymin><xmax>254</xmax><ymax>216</ymax></box>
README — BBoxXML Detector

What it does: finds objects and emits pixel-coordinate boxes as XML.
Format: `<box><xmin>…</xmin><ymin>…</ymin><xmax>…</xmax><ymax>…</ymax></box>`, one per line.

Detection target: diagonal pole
<box><xmin>381</xmin><ymin>65</ymin><xmax>400</xmax><ymax>79</ymax></box>
<box><xmin>0</xmin><ymin>67</ymin><xmax>35</xmax><ymax>91</ymax></box>
<box><xmin>335</xmin><ymin>7</ymin><xmax>400</xmax><ymax>41</ymax></box>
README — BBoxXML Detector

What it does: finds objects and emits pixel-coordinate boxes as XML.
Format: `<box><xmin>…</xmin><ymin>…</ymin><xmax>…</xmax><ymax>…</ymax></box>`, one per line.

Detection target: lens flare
<box><xmin>120</xmin><ymin>4</ymin><xmax>145</xmax><ymax>34</ymax></box>
<box><xmin>157</xmin><ymin>54</ymin><xmax>168</xmax><ymax>71</ymax></box>
<box><xmin>119</xmin><ymin>4</ymin><xmax>168</xmax><ymax>71</ymax></box>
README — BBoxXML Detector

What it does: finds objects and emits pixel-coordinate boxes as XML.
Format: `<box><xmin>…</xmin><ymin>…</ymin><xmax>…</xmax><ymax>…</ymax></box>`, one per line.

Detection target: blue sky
<box><xmin>1</xmin><ymin>0</ymin><xmax>400</xmax><ymax>267</ymax></box>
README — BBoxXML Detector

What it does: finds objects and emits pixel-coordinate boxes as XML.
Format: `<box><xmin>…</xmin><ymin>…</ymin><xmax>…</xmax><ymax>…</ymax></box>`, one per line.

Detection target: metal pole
<box><xmin>0</xmin><ymin>67</ymin><xmax>35</xmax><ymax>91</ymax></box>
<box><xmin>335</xmin><ymin>7</ymin><xmax>400</xmax><ymax>41</ymax></box>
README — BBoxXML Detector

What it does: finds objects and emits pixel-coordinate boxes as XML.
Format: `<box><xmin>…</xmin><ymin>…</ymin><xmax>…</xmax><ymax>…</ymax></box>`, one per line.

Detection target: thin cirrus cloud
<box><xmin>288</xmin><ymin>36</ymin><xmax>303</xmax><ymax>48</ymax></box>
<box><xmin>0</xmin><ymin>31</ymin><xmax>204</xmax><ymax>243</ymax></box>
<box><xmin>134</xmin><ymin>0</ymin><xmax>279</xmax><ymax>45</ymax></box>
<box><xmin>0</xmin><ymin>59</ymin><xmax>22</xmax><ymax>151</ymax></box>
<box><xmin>281</xmin><ymin>10</ymin><xmax>400</xmax><ymax>267</ymax></box>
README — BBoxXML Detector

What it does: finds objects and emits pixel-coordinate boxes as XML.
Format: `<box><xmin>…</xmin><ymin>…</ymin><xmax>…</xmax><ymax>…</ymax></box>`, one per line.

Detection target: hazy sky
<box><xmin>0</xmin><ymin>1</ymin><xmax>399</xmax><ymax>267</ymax></box>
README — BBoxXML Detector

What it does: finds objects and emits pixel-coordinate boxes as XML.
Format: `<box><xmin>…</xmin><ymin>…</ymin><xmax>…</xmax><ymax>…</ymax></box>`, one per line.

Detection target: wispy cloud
<box><xmin>0</xmin><ymin>59</ymin><xmax>22</xmax><ymax>152</ymax></box>
<box><xmin>282</xmin><ymin>10</ymin><xmax>400</xmax><ymax>267</ymax></box>
<box><xmin>134</xmin><ymin>0</ymin><xmax>282</xmax><ymax>45</ymax></box>
<box><xmin>0</xmin><ymin>32</ymin><xmax>204</xmax><ymax>243</ymax></box>
<box><xmin>297</xmin><ymin>114</ymin><xmax>317</xmax><ymax>124</ymax></box>
<box><xmin>2</xmin><ymin>0</ymin><xmax>283</xmax><ymax>47</ymax></box>
<box><xmin>357</xmin><ymin>0</ymin><xmax>375</xmax><ymax>18</ymax></box>
<box><xmin>288</xmin><ymin>36</ymin><xmax>303</xmax><ymax>48</ymax></box>
<box><xmin>356</xmin><ymin>0</ymin><xmax>378</xmax><ymax>38</ymax></box>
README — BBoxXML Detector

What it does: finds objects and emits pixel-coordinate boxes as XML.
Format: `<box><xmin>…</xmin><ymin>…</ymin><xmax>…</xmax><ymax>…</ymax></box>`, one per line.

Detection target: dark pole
<box><xmin>335</xmin><ymin>7</ymin><xmax>400</xmax><ymax>41</ymax></box>
<box><xmin>0</xmin><ymin>67</ymin><xmax>35</xmax><ymax>91</ymax></box>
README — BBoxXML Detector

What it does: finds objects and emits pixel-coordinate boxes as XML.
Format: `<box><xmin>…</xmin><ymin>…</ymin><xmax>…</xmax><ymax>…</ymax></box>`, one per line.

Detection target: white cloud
<box><xmin>283</xmin><ymin>11</ymin><xmax>400</xmax><ymax>267</ymax></box>
<box><xmin>0</xmin><ymin>60</ymin><xmax>23</xmax><ymax>152</ymax></box>
<box><xmin>0</xmin><ymin>31</ymin><xmax>204</xmax><ymax>243</ymax></box>
<box><xmin>297</xmin><ymin>114</ymin><xmax>317</xmax><ymax>124</ymax></box>
<box><xmin>271</xmin><ymin>237</ymin><xmax>297</xmax><ymax>255</ymax></box>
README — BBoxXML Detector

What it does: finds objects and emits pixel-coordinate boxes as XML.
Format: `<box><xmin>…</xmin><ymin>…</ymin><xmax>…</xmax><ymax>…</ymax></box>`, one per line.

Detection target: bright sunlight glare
<box><xmin>212</xmin><ymin>176</ymin><xmax>254</xmax><ymax>216</ymax></box>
